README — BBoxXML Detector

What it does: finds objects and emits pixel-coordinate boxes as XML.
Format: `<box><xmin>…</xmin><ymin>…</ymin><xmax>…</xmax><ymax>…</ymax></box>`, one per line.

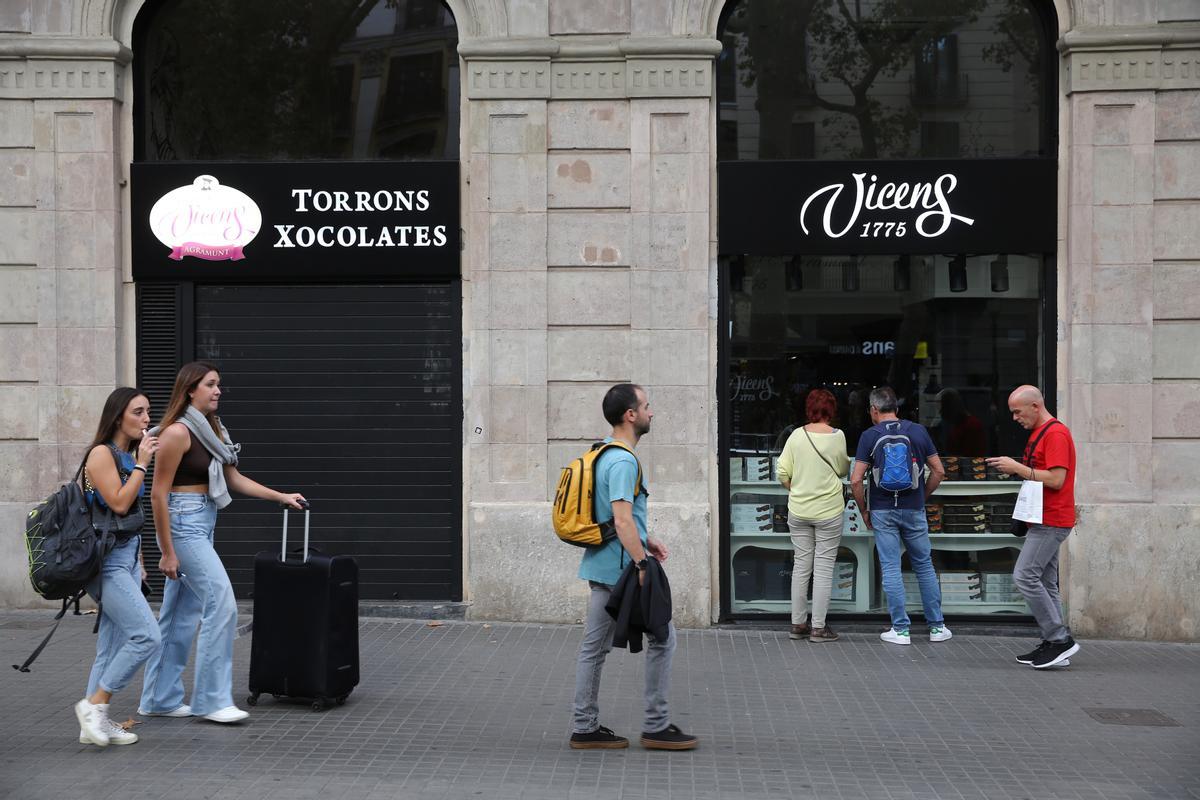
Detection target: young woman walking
<box><xmin>138</xmin><ymin>361</ymin><xmax>305</xmax><ymax>723</ymax></box>
<box><xmin>74</xmin><ymin>387</ymin><xmax>161</xmax><ymax>746</ymax></box>
<box><xmin>775</xmin><ymin>389</ymin><xmax>851</xmax><ymax>642</ymax></box>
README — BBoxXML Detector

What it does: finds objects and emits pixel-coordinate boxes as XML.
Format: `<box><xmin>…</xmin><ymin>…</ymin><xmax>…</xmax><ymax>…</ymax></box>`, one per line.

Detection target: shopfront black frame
<box><xmin>715</xmin><ymin>0</ymin><xmax>1061</xmax><ymax>622</ymax></box>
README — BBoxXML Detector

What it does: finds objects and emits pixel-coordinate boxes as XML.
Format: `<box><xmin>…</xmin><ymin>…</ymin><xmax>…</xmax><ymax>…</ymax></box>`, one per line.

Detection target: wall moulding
<box><xmin>1066</xmin><ymin>47</ymin><xmax>1200</xmax><ymax>92</ymax></box>
<box><xmin>0</xmin><ymin>58</ymin><xmax>125</xmax><ymax>100</ymax></box>
<box><xmin>466</xmin><ymin>56</ymin><xmax>716</xmax><ymax>100</ymax></box>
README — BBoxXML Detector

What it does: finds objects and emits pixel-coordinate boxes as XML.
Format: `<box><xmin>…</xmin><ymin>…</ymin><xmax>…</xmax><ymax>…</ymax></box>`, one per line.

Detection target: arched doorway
<box><xmin>130</xmin><ymin>0</ymin><xmax>463</xmax><ymax>602</ymax></box>
<box><xmin>715</xmin><ymin>0</ymin><xmax>1059</xmax><ymax>622</ymax></box>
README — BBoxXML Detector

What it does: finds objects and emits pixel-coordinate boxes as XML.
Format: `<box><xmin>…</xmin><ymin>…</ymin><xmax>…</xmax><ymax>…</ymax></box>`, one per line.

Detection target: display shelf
<box><xmin>733</xmin><ymin>480</ymin><xmax>1020</xmax><ymax>496</ymax></box>
<box><xmin>728</xmin><ymin>460</ymin><xmax>1025</xmax><ymax>616</ymax></box>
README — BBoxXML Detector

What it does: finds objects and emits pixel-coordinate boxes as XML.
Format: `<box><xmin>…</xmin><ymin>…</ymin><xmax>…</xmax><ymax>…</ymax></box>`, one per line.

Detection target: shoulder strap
<box><xmin>1022</xmin><ymin>420</ymin><xmax>1060</xmax><ymax>466</ymax></box>
<box><xmin>12</xmin><ymin>593</ymin><xmax>83</xmax><ymax>673</ymax></box>
<box><xmin>596</xmin><ymin>441</ymin><xmax>644</xmax><ymax>497</ymax></box>
<box><xmin>802</xmin><ymin>428</ymin><xmax>841</xmax><ymax>479</ymax></box>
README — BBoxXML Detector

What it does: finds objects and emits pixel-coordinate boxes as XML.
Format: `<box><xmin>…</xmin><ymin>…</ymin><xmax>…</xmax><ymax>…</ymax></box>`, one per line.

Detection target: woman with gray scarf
<box><xmin>138</xmin><ymin>361</ymin><xmax>305</xmax><ymax>724</ymax></box>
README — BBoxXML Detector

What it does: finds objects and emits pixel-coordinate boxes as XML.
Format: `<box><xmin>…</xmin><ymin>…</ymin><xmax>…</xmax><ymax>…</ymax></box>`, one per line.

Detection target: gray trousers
<box><xmin>1013</xmin><ymin>525</ymin><xmax>1072</xmax><ymax>642</ymax></box>
<box><xmin>572</xmin><ymin>581</ymin><xmax>675</xmax><ymax>735</ymax></box>
<box><xmin>787</xmin><ymin>512</ymin><xmax>843</xmax><ymax>628</ymax></box>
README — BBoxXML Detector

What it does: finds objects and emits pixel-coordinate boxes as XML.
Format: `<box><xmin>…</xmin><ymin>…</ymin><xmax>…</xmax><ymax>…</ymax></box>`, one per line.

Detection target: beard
<box><xmin>635</xmin><ymin>419</ymin><xmax>651</xmax><ymax>437</ymax></box>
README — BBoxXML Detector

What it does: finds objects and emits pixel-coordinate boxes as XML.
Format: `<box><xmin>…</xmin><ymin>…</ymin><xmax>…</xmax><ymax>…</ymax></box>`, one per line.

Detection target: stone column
<box><xmin>459</xmin><ymin>7</ymin><xmax>721</xmax><ymax>625</ymax></box>
<box><xmin>1060</xmin><ymin>7</ymin><xmax>1200</xmax><ymax>640</ymax></box>
<box><xmin>0</xmin><ymin>24</ymin><xmax>131</xmax><ymax>606</ymax></box>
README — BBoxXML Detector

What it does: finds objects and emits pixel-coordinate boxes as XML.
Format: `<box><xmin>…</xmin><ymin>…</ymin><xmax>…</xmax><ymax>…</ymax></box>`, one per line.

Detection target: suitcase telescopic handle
<box><xmin>281</xmin><ymin>501</ymin><xmax>311</xmax><ymax>563</ymax></box>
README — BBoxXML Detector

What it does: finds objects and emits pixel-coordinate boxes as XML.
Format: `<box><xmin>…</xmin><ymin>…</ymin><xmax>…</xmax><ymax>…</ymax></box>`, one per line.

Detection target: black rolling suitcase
<box><xmin>248</xmin><ymin>504</ymin><xmax>359</xmax><ymax>711</ymax></box>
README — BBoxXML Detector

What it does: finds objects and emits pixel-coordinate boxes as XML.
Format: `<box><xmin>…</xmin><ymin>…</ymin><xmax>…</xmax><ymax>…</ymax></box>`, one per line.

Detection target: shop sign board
<box><xmin>132</xmin><ymin>161</ymin><xmax>459</xmax><ymax>281</ymax></box>
<box><xmin>718</xmin><ymin>159</ymin><xmax>1055</xmax><ymax>255</ymax></box>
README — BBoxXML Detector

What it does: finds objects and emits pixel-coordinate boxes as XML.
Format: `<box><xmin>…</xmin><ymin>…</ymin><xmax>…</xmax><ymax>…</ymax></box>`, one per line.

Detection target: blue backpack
<box><xmin>870</xmin><ymin>422</ymin><xmax>921</xmax><ymax>501</ymax></box>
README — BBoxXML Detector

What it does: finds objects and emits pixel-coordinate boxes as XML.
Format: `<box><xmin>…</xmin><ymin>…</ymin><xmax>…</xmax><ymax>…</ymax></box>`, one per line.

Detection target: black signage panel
<box><xmin>132</xmin><ymin>161</ymin><xmax>459</xmax><ymax>281</ymax></box>
<box><xmin>718</xmin><ymin>159</ymin><xmax>1056</xmax><ymax>255</ymax></box>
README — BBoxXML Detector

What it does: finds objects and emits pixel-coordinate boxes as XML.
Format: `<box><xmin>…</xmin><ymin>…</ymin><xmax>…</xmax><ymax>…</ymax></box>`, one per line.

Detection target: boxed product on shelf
<box><xmin>729</xmin><ymin>457</ymin><xmax>744</xmax><ymax>481</ymax></box>
<box><xmin>773</xmin><ymin>505</ymin><xmax>789</xmax><ymax>533</ymax></box>
<box><xmin>984</xmin><ymin>589</ymin><xmax>1026</xmax><ymax>603</ymax></box>
<box><xmin>943</xmin><ymin>512</ymin><xmax>988</xmax><ymax>524</ymax></box>
<box><xmin>731</xmin><ymin>503</ymin><xmax>773</xmax><ymax>532</ymax></box>
<box><xmin>943</xmin><ymin>503</ymin><xmax>987</xmax><ymax>514</ymax></box>
<box><xmin>833</xmin><ymin>560</ymin><xmax>854</xmax><ymax>581</ymax></box>
<box><xmin>830</xmin><ymin>578</ymin><xmax>854</xmax><ymax>601</ymax></box>
<box><xmin>942</xmin><ymin>521</ymin><xmax>990</xmax><ymax>533</ymax></box>
<box><xmin>743</xmin><ymin>456</ymin><xmax>773</xmax><ymax>482</ymax></box>
<box><xmin>940</xmin><ymin>589</ymin><xmax>985</xmax><ymax>603</ymax></box>
<box><xmin>939</xmin><ymin>570</ymin><xmax>983</xmax><ymax>587</ymax></box>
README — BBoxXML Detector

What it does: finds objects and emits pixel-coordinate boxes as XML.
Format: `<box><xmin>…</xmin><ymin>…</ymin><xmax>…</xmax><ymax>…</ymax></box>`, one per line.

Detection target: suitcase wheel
<box><xmin>246</xmin><ymin>693</ymin><xmax>259</xmax><ymax>707</ymax></box>
<box><xmin>336</xmin><ymin>695</ymin><xmax>348</xmax><ymax>706</ymax></box>
<box><xmin>312</xmin><ymin>699</ymin><xmax>327</xmax><ymax>712</ymax></box>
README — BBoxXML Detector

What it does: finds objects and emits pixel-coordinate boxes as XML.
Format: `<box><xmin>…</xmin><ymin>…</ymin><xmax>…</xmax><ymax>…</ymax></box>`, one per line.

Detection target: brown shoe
<box><xmin>789</xmin><ymin>622</ymin><xmax>810</xmax><ymax>640</ymax></box>
<box><xmin>808</xmin><ymin>625</ymin><xmax>839</xmax><ymax>642</ymax></box>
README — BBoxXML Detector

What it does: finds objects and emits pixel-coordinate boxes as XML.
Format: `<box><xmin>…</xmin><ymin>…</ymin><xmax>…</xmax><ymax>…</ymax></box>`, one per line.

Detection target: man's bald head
<box><xmin>1008</xmin><ymin>385</ymin><xmax>1050</xmax><ymax>430</ymax></box>
<box><xmin>1009</xmin><ymin>385</ymin><xmax>1043</xmax><ymax>406</ymax></box>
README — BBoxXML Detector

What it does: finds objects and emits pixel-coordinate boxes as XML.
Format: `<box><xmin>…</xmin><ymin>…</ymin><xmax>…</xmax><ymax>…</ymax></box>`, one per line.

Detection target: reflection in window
<box><xmin>137</xmin><ymin>0</ymin><xmax>459</xmax><ymax>161</ymax></box>
<box><xmin>717</xmin><ymin>0</ymin><xmax>1048</xmax><ymax>160</ymax></box>
<box><xmin>726</xmin><ymin>253</ymin><xmax>1044</xmax><ymax>460</ymax></box>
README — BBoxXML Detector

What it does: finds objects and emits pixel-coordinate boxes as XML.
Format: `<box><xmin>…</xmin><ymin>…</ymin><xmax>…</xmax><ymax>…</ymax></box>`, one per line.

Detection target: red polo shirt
<box><xmin>1027</xmin><ymin>418</ymin><xmax>1076</xmax><ymax>528</ymax></box>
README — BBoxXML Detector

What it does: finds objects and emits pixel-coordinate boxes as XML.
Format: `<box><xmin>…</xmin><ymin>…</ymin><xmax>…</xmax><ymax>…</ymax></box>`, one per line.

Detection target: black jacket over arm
<box><xmin>604</xmin><ymin>557</ymin><xmax>672</xmax><ymax>653</ymax></box>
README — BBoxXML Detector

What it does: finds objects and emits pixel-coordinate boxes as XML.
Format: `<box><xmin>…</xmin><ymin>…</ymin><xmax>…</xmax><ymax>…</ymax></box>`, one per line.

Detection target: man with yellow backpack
<box><xmin>557</xmin><ymin>384</ymin><xmax>698</xmax><ymax>751</ymax></box>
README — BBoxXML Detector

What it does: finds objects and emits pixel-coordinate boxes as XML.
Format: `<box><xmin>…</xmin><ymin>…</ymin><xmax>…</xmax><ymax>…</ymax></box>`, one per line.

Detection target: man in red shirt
<box><xmin>986</xmin><ymin>385</ymin><xmax>1079</xmax><ymax>668</ymax></box>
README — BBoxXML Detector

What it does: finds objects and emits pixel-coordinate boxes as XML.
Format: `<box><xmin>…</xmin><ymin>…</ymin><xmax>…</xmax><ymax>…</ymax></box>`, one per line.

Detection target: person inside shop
<box><xmin>986</xmin><ymin>385</ymin><xmax>1080</xmax><ymax>669</ymax></box>
<box><xmin>849</xmin><ymin>386</ymin><xmax>952</xmax><ymax>645</ymax></box>
<box><xmin>139</xmin><ymin>361</ymin><xmax>306</xmax><ymax>724</ymax></box>
<box><xmin>935</xmin><ymin>387</ymin><xmax>986</xmax><ymax>457</ymax></box>
<box><xmin>776</xmin><ymin>388</ymin><xmax>851</xmax><ymax>643</ymax></box>
<box><xmin>73</xmin><ymin>388</ymin><xmax>162</xmax><ymax>747</ymax></box>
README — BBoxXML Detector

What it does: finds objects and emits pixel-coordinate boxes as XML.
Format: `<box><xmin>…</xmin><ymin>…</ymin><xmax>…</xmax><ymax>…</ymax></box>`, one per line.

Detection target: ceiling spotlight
<box><xmin>894</xmin><ymin>255</ymin><xmax>911</xmax><ymax>292</ymax></box>
<box><xmin>843</xmin><ymin>258</ymin><xmax>860</xmax><ymax>292</ymax></box>
<box><xmin>949</xmin><ymin>254</ymin><xmax>968</xmax><ymax>292</ymax></box>
<box><xmin>990</xmin><ymin>254</ymin><xmax>1009</xmax><ymax>293</ymax></box>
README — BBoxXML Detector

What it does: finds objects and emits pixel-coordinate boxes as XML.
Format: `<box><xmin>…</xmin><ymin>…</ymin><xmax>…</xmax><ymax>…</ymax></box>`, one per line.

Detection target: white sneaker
<box><xmin>929</xmin><ymin>625</ymin><xmax>953</xmax><ymax>642</ymax></box>
<box><xmin>80</xmin><ymin>717</ymin><xmax>138</xmax><ymax>745</ymax></box>
<box><xmin>74</xmin><ymin>699</ymin><xmax>109</xmax><ymax>747</ymax></box>
<box><xmin>203</xmin><ymin>706</ymin><xmax>249</xmax><ymax>724</ymax></box>
<box><xmin>137</xmin><ymin>704</ymin><xmax>192</xmax><ymax>718</ymax></box>
<box><xmin>880</xmin><ymin>629</ymin><xmax>912</xmax><ymax>645</ymax></box>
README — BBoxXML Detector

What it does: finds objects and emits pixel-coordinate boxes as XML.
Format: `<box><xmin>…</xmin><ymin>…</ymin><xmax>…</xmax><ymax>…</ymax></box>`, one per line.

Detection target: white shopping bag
<box><xmin>1012</xmin><ymin>479</ymin><xmax>1043</xmax><ymax>524</ymax></box>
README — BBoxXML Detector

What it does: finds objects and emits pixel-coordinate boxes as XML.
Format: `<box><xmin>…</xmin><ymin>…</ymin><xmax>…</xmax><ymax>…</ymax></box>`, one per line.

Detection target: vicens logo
<box><xmin>149</xmin><ymin>175</ymin><xmax>261</xmax><ymax>261</ymax></box>
<box><xmin>799</xmin><ymin>172</ymin><xmax>975</xmax><ymax>239</ymax></box>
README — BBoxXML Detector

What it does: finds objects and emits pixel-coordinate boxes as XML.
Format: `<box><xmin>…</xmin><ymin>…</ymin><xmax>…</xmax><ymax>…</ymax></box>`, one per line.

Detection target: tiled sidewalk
<box><xmin>1</xmin><ymin>610</ymin><xmax>1197</xmax><ymax>800</ymax></box>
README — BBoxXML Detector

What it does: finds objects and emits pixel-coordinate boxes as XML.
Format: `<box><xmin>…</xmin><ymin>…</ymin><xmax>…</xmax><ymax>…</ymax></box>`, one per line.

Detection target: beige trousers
<box><xmin>787</xmin><ymin>511</ymin><xmax>844</xmax><ymax>627</ymax></box>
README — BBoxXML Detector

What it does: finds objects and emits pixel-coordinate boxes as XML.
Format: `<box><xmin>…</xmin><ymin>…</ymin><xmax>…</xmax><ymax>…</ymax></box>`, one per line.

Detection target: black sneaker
<box><xmin>640</xmin><ymin>723</ymin><xmax>698</xmax><ymax>751</ymax></box>
<box><xmin>1031</xmin><ymin>637</ymin><xmax>1080</xmax><ymax>669</ymax></box>
<box><xmin>569</xmin><ymin>725</ymin><xmax>628</xmax><ymax>750</ymax></box>
<box><xmin>1015</xmin><ymin>641</ymin><xmax>1050</xmax><ymax>665</ymax></box>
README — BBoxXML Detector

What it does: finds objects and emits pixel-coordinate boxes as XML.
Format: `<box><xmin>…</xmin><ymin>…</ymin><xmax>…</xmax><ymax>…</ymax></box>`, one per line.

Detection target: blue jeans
<box><xmin>139</xmin><ymin>494</ymin><xmax>237</xmax><ymax>716</ymax></box>
<box><xmin>872</xmin><ymin>508</ymin><xmax>943</xmax><ymax>632</ymax></box>
<box><xmin>85</xmin><ymin>536</ymin><xmax>161</xmax><ymax>696</ymax></box>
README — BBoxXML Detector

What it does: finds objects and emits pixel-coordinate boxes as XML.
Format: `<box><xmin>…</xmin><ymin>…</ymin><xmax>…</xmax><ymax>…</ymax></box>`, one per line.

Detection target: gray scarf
<box><xmin>159</xmin><ymin>406</ymin><xmax>240</xmax><ymax>509</ymax></box>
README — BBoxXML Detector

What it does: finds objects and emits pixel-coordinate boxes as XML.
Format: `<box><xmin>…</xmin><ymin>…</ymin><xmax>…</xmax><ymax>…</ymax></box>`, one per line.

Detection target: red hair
<box><xmin>805</xmin><ymin>389</ymin><xmax>838</xmax><ymax>424</ymax></box>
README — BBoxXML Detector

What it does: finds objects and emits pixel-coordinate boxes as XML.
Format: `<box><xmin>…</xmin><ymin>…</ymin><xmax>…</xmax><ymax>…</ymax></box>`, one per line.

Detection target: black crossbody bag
<box><xmin>1010</xmin><ymin>420</ymin><xmax>1060</xmax><ymax>538</ymax></box>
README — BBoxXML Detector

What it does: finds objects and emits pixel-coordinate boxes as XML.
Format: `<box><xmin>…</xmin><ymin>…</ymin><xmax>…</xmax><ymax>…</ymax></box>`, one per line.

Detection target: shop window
<box><xmin>134</xmin><ymin>0</ymin><xmax>458</xmax><ymax>161</ymax></box>
<box><xmin>724</xmin><ymin>253</ymin><xmax>1046</xmax><ymax>616</ymax></box>
<box><xmin>716</xmin><ymin>0</ymin><xmax>1050</xmax><ymax>159</ymax></box>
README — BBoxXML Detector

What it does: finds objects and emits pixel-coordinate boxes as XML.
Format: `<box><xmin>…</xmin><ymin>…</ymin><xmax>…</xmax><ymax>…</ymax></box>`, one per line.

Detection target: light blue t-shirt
<box><xmin>578</xmin><ymin>438</ymin><xmax>648</xmax><ymax>587</ymax></box>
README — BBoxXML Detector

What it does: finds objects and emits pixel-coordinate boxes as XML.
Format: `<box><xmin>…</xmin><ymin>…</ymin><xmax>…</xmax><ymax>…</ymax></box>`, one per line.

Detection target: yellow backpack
<box><xmin>552</xmin><ymin>441</ymin><xmax>644</xmax><ymax>548</ymax></box>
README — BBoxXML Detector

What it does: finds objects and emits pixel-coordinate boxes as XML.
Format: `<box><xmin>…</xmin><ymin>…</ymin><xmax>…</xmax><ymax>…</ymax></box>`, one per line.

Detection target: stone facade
<box><xmin>0</xmin><ymin>0</ymin><xmax>1197</xmax><ymax>639</ymax></box>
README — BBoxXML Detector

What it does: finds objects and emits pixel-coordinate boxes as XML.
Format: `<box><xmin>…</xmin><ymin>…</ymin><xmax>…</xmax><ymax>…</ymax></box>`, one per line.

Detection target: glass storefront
<box><xmin>717</xmin><ymin>0</ymin><xmax>1057</xmax><ymax>621</ymax></box>
<box><xmin>724</xmin><ymin>253</ymin><xmax>1050</xmax><ymax>616</ymax></box>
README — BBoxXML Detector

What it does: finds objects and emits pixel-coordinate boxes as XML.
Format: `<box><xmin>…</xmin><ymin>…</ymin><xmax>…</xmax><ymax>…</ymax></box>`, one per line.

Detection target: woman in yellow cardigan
<box><xmin>776</xmin><ymin>389</ymin><xmax>850</xmax><ymax>642</ymax></box>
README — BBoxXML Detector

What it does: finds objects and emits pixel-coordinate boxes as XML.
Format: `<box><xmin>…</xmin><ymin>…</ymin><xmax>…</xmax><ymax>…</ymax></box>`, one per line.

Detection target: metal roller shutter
<box><xmin>192</xmin><ymin>283</ymin><xmax>461</xmax><ymax>601</ymax></box>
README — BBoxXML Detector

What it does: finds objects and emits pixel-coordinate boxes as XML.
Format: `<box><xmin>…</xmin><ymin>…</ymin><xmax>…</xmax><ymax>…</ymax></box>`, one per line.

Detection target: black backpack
<box><xmin>13</xmin><ymin>454</ymin><xmax>120</xmax><ymax>672</ymax></box>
